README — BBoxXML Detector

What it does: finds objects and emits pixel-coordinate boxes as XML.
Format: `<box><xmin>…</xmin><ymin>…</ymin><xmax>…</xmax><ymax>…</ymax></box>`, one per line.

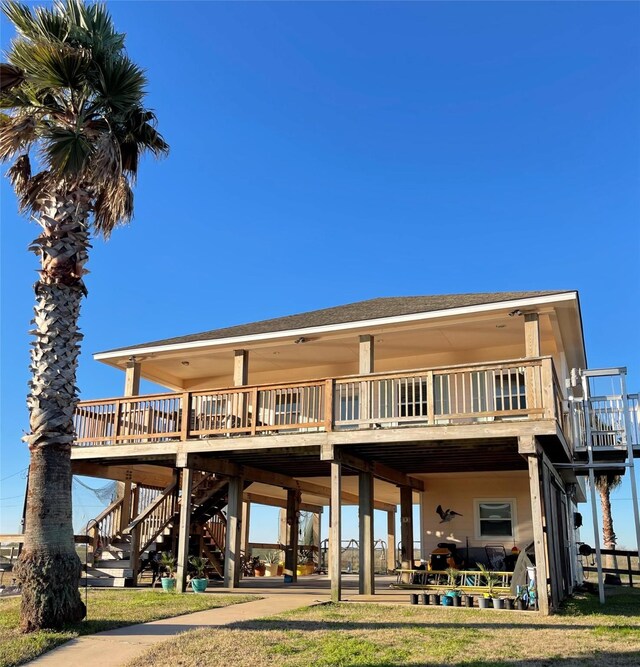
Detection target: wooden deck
<box><xmin>72</xmin><ymin>357</ymin><xmax>569</xmax><ymax>459</ymax></box>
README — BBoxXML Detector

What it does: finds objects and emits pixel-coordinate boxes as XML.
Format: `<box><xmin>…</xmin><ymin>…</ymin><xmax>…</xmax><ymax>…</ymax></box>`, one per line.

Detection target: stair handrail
<box><xmin>124</xmin><ymin>480</ymin><xmax>177</xmax><ymax>534</ymax></box>
<box><xmin>85</xmin><ymin>496</ymin><xmax>124</xmax><ymax>557</ymax></box>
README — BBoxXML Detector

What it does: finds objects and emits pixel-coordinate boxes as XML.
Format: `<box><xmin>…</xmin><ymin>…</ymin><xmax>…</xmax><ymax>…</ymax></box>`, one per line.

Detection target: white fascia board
<box><xmin>94</xmin><ymin>292</ymin><xmax>578</xmax><ymax>363</ymax></box>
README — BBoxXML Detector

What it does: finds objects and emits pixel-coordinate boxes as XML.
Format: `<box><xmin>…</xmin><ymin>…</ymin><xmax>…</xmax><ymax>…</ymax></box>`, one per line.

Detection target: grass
<box><xmin>0</xmin><ymin>589</ymin><xmax>257</xmax><ymax>667</ymax></box>
<box><xmin>130</xmin><ymin>588</ymin><xmax>640</xmax><ymax>666</ymax></box>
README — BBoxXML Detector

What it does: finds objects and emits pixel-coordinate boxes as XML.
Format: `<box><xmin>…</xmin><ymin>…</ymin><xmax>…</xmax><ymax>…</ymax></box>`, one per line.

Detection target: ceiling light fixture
<box><xmin>294</xmin><ymin>337</ymin><xmax>307</xmax><ymax>344</ymax></box>
<box><xmin>508</xmin><ymin>309</ymin><xmax>523</xmax><ymax>317</ymax></box>
<box><xmin>181</xmin><ymin>361</ymin><xmax>190</xmax><ymax>366</ymax></box>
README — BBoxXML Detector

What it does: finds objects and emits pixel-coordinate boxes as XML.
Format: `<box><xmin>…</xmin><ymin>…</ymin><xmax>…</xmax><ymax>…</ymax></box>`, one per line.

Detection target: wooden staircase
<box><xmin>83</xmin><ymin>473</ymin><xmax>230</xmax><ymax>587</ymax></box>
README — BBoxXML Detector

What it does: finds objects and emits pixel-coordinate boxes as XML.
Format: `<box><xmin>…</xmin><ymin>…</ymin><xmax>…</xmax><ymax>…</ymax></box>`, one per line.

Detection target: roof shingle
<box><xmin>100</xmin><ymin>290</ymin><xmax>571</xmax><ymax>354</ymax></box>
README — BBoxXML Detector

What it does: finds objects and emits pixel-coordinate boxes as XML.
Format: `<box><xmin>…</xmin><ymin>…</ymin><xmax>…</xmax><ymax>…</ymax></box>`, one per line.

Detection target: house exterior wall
<box><xmin>419</xmin><ymin>471</ymin><xmax>533</xmax><ymax>560</ymax></box>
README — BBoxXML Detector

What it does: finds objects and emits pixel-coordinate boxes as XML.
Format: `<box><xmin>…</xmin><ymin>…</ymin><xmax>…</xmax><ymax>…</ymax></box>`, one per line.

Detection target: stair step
<box><xmin>86</xmin><ymin>566</ymin><xmax>134</xmax><ymax>578</ymax></box>
<box><xmin>99</xmin><ymin>549</ymin><xmax>129</xmax><ymax>561</ymax></box>
<box><xmin>94</xmin><ymin>559</ymin><xmax>131</xmax><ymax>569</ymax></box>
<box><xmin>81</xmin><ymin>576</ymin><xmax>130</xmax><ymax>588</ymax></box>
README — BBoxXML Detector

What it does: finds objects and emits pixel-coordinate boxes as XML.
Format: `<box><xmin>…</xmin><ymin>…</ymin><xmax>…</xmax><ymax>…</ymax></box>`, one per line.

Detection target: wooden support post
<box><xmin>124</xmin><ymin>359</ymin><xmax>141</xmax><ymax>397</ymax></box>
<box><xmin>330</xmin><ymin>461</ymin><xmax>342</xmax><ymax>602</ymax></box>
<box><xmin>524</xmin><ymin>313</ymin><xmax>541</xmax><ymax>357</ymax></box>
<box><xmin>241</xmin><ymin>501</ymin><xmax>251</xmax><ymax>555</ymax></box>
<box><xmin>359</xmin><ymin>335</ymin><xmax>374</xmax><ymax>428</ymax></box>
<box><xmin>225</xmin><ymin>475</ymin><xmax>244</xmax><ymax>588</ymax></box>
<box><xmin>359</xmin><ymin>471</ymin><xmax>374</xmax><ymax>595</ymax></box>
<box><xmin>419</xmin><ymin>490</ymin><xmax>429</xmax><ymax>565</ymax></box>
<box><xmin>116</xmin><ymin>362</ymin><xmax>140</xmax><ymax>500</ymax></box>
<box><xmin>176</xmin><ymin>467</ymin><xmax>194</xmax><ymax>593</ymax></box>
<box><xmin>119</xmin><ymin>480</ymin><xmax>132</xmax><ymax>533</ymax></box>
<box><xmin>387</xmin><ymin>510</ymin><xmax>396</xmax><ymax>573</ymax></box>
<box><xmin>284</xmin><ymin>489</ymin><xmax>300</xmax><ymax>582</ymax></box>
<box><xmin>359</xmin><ymin>334</ymin><xmax>375</xmax><ymax>374</ymax></box>
<box><xmin>400</xmin><ymin>486</ymin><xmax>414</xmax><ymax>583</ymax></box>
<box><xmin>233</xmin><ymin>349</ymin><xmax>249</xmax><ymax>386</ymax></box>
<box><xmin>313</xmin><ymin>512</ymin><xmax>322</xmax><ymax>570</ymax></box>
<box><xmin>528</xmin><ymin>453</ymin><xmax>550</xmax><ymax>615</ymax></box>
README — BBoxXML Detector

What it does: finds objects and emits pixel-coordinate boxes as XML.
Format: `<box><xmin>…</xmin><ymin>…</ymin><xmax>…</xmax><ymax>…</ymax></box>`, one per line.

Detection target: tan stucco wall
<box><xmin>418</xmin><ymin>471</ymin><xmax>532</xmax><ymax>556</ymax></box>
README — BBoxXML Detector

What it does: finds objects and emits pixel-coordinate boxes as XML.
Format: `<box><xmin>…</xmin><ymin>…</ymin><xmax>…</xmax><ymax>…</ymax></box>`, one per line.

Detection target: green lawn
<box><xmin>130</xmin><ymin>588</ymin><xmax>640</xmax><ymax>667</ymax></box>
<box><xmin>0</xmin><ymin>589</ymin><xmax>257</xmax><ymax>667</ymax></box>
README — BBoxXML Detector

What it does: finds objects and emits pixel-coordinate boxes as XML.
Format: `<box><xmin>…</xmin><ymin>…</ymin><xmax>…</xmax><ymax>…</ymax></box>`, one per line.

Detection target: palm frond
<box><xmin>93</xmin><ymin>174</ymin><xmax>133</xmax><ymax>237</ymax></box>
<box><xmin>6</xmin><ymin>152</ymin><xmax>31</xmax><ymax>193</ymax></box>
<box><xmin>42</xmin><ymin>127</ymin><xmax>93</xmax><ymax>174</ymax></box>
<box><xmin>0</xmin><ymin>112</ymin><xmax>37</xmax><ymax>161</ymax></box>
<box><xmin>0</xmin><ymin>63</ymin><xmax>25</xmax><ymax>92</ymax></box>
<box><xmin>10</xmin><ymin>39</ymin><xmax>89</xmax><ymax>90</ymax></box>
<box><xmin>17</xmin><ymin>169</ymin><xmax>54</xmax><ymax>213</ymax></box>
<box><xmin>92</xmin><ymin>56</ymin><xmax>146</xmax><ymax>113</ymax></box>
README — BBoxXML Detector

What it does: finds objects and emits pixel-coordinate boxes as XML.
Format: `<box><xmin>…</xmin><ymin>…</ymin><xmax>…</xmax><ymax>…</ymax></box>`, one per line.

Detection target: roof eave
<box><xmin>94</xmin><ymin>291</ymin><xmax>580</xmax><ymax>366</ymax></box>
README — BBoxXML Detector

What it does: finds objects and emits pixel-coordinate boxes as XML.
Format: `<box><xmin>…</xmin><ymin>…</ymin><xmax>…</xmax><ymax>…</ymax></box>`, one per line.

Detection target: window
<box><xmin>494</xmin><ymin>372</ymin><xmax>526</xmax><ymax>411</ymax></box>
<box><xmin>475</xmin><ymin>500</ymin><xmax>516</xmax><ymax>539</ymax></box>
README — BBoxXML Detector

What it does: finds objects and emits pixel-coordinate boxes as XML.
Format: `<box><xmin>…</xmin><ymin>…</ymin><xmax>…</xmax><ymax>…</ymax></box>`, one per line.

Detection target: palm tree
<box><xmin>595</xmin><ymin>473</ymin><xmax>622</xmax><ymax>549</ymax></box>
<box><xmin>1</xmin><ymin>0</ymin><xmax>167</xmax><ymax>631</ymax></box>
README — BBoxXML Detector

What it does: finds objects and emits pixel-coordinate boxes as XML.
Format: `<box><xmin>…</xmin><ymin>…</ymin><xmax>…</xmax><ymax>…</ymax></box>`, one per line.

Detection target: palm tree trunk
<box><xmin>599</xmin><ymin>485</ymin><xmax>617</xmax><ymax>550</ymax></box>
<box><xmin>598</xmin><ymin>484</ymin><xmax>617</xmax><ymax>574</ymax></box>
<box><xmin>15</xmin><ymin>189</ymin><xmax>89</xmax><ymax>631</ymax></box>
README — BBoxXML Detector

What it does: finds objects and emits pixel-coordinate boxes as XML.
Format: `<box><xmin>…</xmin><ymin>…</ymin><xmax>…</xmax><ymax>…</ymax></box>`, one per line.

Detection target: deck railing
<box><xmin>73</xmin><ymin>357</ymin><xmax>565</xmax><ymax>447</ymax></box>
<box><xmin>571</xmin><ymin>393</ymin><xmax>640</xmax><ymax>451</ymax></box>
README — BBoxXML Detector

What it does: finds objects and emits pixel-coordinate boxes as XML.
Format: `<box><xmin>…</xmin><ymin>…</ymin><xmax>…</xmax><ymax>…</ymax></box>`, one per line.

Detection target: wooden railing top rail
<box><xmin>86</xmin><ymin>496</ymin><xmax>123</xmax><ymax>531</ymax></box>
<box><xmin>75</xmin><ymin>356</ymin><xmax>558</xmax><ymax>407</ymax></box>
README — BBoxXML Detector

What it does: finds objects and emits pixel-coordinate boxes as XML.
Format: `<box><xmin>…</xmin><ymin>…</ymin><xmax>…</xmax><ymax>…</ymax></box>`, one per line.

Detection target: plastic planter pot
<box><xmin>441</xmin><ymin>595</ymin><xmax>453</xmax><ymax>606</ymax></box>
<box><xmin>516</xmin><ymin>599</ymin><xmax>527</xmax><ymax>611</ymax></box>
<box><xmin>161</xmin><ymin>577</ymin><xmax>176</xmax><ymax>592</ymax></box>
<box><xmin>191</xmin><ymin>578</ymin><xmax>208</xmax><ymax>593</ymax></box>
<box><xmin>429</xmin><ymin>593</ymin><xmax>440</xmax><ymax>606</ymax></box>
<box><xmin>451</xmin><ymin>595</ymin><xmax>461</xmax><ymax>607</ymax></box>
<box><xmin>410</xmin><ymin>593</ymin><xmax>419</xmax><ymax>605</ymax></box>
<box><xmin>504</xmin><ymin>598</ymin><xmax>513</xmax><ymax>610</ymax></box>
<box><xmin>492</xmin><ymin>598</ymin><xmax>504</xmax><ymax>610</ymax></box>
<box><xmin>464</xmin><ymin>595</ymin><xmax>474</xmax><ymax>607</ymax></box>
<box><xmin>477</xmin><ymin>596</ymin><xmax>490</xmax><ymax>609</ymax></box>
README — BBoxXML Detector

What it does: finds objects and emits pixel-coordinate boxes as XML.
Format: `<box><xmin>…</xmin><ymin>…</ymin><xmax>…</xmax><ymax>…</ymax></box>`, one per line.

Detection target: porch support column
<box><xmin>313</xmin><ymin>512</ymin><xmax>322</xmax><ymax>571</ymax></box>
<box><xmin>387</xmin><ymin>510</ymin><xmax>396</xmax><ymax>573</ymax></box>
<box><xmin>359</xmin><ymin>335</ymin><xmax>374</xmax><ymax>428</ymax></box>
<box><xmin>400</xmin><ymin>485</ymin><xmax>414</xmax><ymax>583</ymax></box>
<box><xmin>224</xmin><ymin>475</ymin><xmax>244</xmax><ymax>588</ymax></box>
<box><xmin>176</xmin><ymin>466</ymin><xmax>194</xmax><ymax>593</ymax></box>
<box><xmin>284</xmin><ymin>489</ymin><xmax>300</xmax><ymax>583</ymax></box>
<box><xmin>524</xmin><ymin>313</ymin><xmax>541</xmax><ymax>357</ymax></box>
<box><xmin>419</xmin><ymin>490</ymin><xmax>429</xmax><ymax>565</ymax></box>
<box><xmin>359</xmin><ymin>470</ymin><xmax>375</xmax><ymax>595</ymax></box>
<box><xmin>241</xmin><ymin>501</ymin><xmax>251</xmax><ymax>555</ymax></box>
<box><xmin>233</xmin><ymin>349</ymin><xmax>249</xmax><ymax>386</ymax></box>
<box><xmin>528</xmin><ymin>452</ymin><xmax>550</xmax><ymax>615</ymax></box>
<box><xmin>124</xmin><ymin>358</ymin><xmax>141</xmax><ymax>397</ymax></box>
<box><xmin>119</xmin><ymin>480</ymin><xmax>132</xmax><ymax>533</ymax></box>
<box><xmin>330</xmin><ymin>461</ymin><xmax>342</xmax><ymax>602</ymax></box>
<box><xmin>117</xmin><ymin>360</ymin><xmax>140</xmax><ymax>503</ymax></box>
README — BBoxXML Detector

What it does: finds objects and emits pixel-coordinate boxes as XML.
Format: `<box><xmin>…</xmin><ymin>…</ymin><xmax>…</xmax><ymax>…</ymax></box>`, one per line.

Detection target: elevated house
<box><xmin>71</xmin><ymin>291</ymin><xmax>640</xmax><ymax>613</ymax></box>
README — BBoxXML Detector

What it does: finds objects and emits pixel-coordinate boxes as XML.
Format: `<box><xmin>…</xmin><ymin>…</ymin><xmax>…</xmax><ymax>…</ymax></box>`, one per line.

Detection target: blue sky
<box><xmin>1</xmin><ymin>1</ymin><xmax>639</xmax><ymax>550</ymax></box>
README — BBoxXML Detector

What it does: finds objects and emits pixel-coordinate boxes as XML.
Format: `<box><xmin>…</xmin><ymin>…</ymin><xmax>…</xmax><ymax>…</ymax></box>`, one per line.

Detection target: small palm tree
<box><xmin>1</xmin><ymin>0</ymin><xmax>167</xmax><ymax>631</ymax></box>
<box><xmin>595</xmin><ymin>473</ymin><xmax>622</xmax><ymax>550</ymax></box>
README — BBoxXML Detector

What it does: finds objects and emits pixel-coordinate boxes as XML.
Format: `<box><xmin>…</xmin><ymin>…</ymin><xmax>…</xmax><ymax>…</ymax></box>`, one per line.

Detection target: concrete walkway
<box><xmin>28</xmin><ymin>591</ymin><xmax>329</xmax><ymax>667</ymax></box>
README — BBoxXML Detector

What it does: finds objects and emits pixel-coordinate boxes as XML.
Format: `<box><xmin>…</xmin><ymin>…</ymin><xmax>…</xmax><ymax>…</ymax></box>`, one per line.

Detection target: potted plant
<box><xmin>254</xmin><ymin>559</ymin><xmax>266</xmax><ymax>576</ymax></box>
<box><xmin>188</xmin><ymin>555</ymin><xmax>209</xmax><ymax>593</ymax></box>
<box><xmin>264</xmin><ymin>551</ymin><xmax>280</xmax><ymax>577</ymax></box>
<box><xmin>159</xmin><ymin>552</ymin><xmax>176</xmax><ymax>592</ymax></box>
<box><xmin>515</xmin><ymin>586</ymin><xmax>528</xmax><ymax>611</ymax></box>
<box><xmin>445</xmin><ymin>567</ymin><xmax>462</xmax><ymax>607</ymax></box>
<box><xmin>477</xmin><ymin>563</ymin><xmax>500</xmax><ymax>609</ymax></box>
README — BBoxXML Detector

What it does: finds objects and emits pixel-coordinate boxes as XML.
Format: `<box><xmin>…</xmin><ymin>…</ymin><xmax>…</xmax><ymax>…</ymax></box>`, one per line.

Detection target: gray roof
<box><xmin>102</xmin><ymin>290</ymin><xmax>571</xmax><ymax>354</ymax></box>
